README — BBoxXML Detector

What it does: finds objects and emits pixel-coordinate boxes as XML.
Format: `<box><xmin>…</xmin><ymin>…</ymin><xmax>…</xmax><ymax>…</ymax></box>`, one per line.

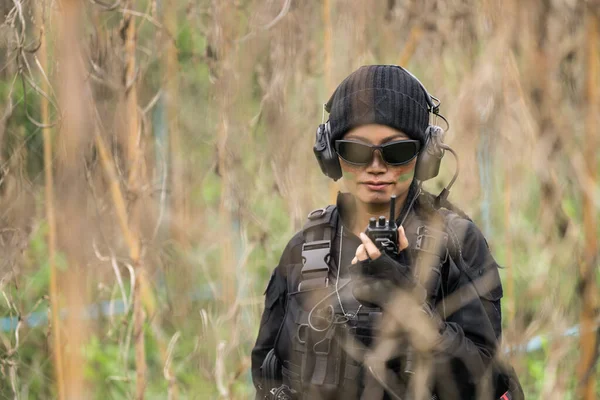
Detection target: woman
<box><xmin>252</xmin><ymin>65</ymin><xmax>519</xmax><ymax>400</ymax></box>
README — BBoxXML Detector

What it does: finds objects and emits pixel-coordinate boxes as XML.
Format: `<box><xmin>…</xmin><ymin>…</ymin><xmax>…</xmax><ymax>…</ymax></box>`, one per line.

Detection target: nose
<box><xmin>365</xmin><ymin>149</ymin><xmax>387</xmax><ymax>174</ymax></box>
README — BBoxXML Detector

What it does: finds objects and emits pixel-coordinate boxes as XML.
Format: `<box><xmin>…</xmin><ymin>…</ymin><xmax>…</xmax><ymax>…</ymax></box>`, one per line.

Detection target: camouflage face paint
<box><xmin>397</xmin><ymin>169</ymin><xmax>414</xmax><ymax>183</ymax></box>
<box><xmin>343</xmin><ymin>171</ymin><xmax>357</xmax><ymax>182</ymax></box>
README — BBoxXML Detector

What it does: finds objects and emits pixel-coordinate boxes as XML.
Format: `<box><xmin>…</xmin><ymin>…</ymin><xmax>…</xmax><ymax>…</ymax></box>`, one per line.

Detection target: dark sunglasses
<box><xmin>335</xmin><ymin>139</ymin><xmax>421</xmax><ymax>166</ymax></box>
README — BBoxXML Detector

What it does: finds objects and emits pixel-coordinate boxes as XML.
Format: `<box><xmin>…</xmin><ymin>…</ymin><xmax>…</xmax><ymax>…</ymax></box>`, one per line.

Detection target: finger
<box><xmin>398</xmin><ymin>226</ymin><xmax>409</xmax><ymax>251</ymax></box>
<box><xmin>355</xmin><ymin>244</ymin><xmax>369</xmax><ymax>261</ymax></box>
<box><xmin>351</xmin><ymin>256</ymin><xmax>358</xmax><ymax>265</ymax></box>
<box><xmin>359</xmin><ymin>232</ymin><xmax>381</xmax><ymax>260</ymax></box>
<box><xmin>355</xmin><ymin>244</ymin><xmax>364</xmax><ymax>258</ymax></box>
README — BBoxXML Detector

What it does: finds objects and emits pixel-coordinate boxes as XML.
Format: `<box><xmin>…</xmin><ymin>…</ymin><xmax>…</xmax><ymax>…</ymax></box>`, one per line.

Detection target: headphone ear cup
<box><xmin>313</xmin><ymin>122</ymin><xmax>342</xmax><ymax>181</ymax></box>
<box><xmin>415</xmin><ymin>126</ymin><xmax>444</xmax><ymax>181</ymax></box>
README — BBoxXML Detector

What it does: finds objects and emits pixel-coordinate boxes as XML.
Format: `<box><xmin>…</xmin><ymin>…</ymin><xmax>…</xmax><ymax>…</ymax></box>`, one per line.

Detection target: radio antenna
<box><xmin>389</xmin><ymin>195</ymin><xmax>397</xmax><ymax>229</ymax></box>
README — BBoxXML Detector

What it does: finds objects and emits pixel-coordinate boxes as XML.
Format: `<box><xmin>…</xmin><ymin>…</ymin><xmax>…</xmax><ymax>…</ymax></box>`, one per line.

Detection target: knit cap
<box><xmin>325</xmin><ymin>65</ymin><xmax>431</xmax><ymax>145</ymax></box>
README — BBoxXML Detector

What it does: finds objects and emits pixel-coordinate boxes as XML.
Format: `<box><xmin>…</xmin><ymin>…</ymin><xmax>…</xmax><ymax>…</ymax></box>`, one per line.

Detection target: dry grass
<box><xmin>0</xmin><ymin>0</ymin><xmax>597</xmax><ymax>398</ymax></box>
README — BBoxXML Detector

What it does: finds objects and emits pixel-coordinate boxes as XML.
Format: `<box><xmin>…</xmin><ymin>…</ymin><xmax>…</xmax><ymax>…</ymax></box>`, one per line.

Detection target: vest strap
<box><xmin>299</xmin><ymin>240</ymin><xmax>331</xmax><ymax>291</ymax></box>
<box><xmin>298</xmin><ymin>205</ymin><xmax>338</xmax><ymax>291</ymax></box>
<box><xmin>414</xmin><ymin>224</ymin><xmax>450</xmax><ymax>305</ymax></box>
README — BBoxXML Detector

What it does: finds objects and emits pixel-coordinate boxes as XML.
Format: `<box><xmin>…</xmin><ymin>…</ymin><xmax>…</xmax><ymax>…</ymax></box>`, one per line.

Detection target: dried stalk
<box><xmin>121</xmin><ymin>0</ymin><xmax>146</xmax><ymax>397</ymax></box>
<box><xmin>397</xmin><ymin>26</ymin><xmax>423</xmax><ymax>66</ymax></box>
<box><xmin>93</xmin><ymin>111</ymin><xmax>166</xmax><ymax>399</ymax></box>
<box><xmin>164</xmin><ymin>331</ymin><xmax>181</xmax><ymax>400</ymax></box>
<box><xmin>124</xmin><ymin>0</ymin><xmax>141</xmax><ymax>187</ymax></box>
<box><xmin>54</xmin><ymin>0</ymin><xmax>93</xmax><ymax>396</ymax></box>
<box><xmin>213</xmin><ymin>0</ymin><xmax>235</xmax><ymax>304</ymax></box>
<box><xmin>166</xmin><ymin>0</ymin><xmax>185</xmax><ymax>246</ymax></box>
<box><xmin>37</xmin><ymin>0</ymin><xmax>66</xmax><ymax>398</ymax></box>
<box><xmin>94</xmin><ymin>127</ymin><xmax>147</xmax><ymax>399</ymax></box>
<box><xmin>577</xmin><ymin>5</ymin><xmax>599</xmax><ymax>399</ymax></box>
<box><xmin>323</xmin><ymin>0</ymin><xmax>333</xmax><ymax>93</ymax></box>
<box><xmin>323</xmin><ymin>0</ymin><xmax>338</xmax><ymax>203</ymax></box>
<box><xmin>504</xmin><ymin>175</ymin><xmax>515</xmax><ymax>324</ymax></box>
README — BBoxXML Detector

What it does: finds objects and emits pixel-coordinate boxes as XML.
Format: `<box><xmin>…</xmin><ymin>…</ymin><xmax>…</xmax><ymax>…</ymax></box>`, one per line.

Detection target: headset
<box><xmin>313</xmin><ymin>66</ymin><xmax>453</xmax><ymax>186</ymax></box>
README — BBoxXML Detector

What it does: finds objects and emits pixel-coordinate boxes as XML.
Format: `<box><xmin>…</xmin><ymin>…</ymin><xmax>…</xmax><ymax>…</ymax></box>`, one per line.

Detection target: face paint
<box><xmin>397</xmin><ymin>169</ymin><xmax>414</xmax><ymax>183</ymax></box>
<box><xmin>343</xmin><ymin>171</ymin><xmax>357</xmax><ymax>182</ymax></box>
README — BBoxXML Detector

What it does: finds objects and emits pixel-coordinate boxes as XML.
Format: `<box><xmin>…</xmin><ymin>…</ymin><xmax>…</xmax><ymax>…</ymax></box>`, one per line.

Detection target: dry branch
<box><xmin>121</xmin><ymin>1</ymin><xmax>146</xmax><ymax>397</ymax></box>
<box><xmin>165</xmin><ymin>0</ymin><xmax>185</xmax><ymax>247</ymax></box>
<box><xmin>55</xmin><ymin>0</ymin><xmax>91</xmax><ymax>396</ymax></box>
<box><xmin>37</xmin><ymin>0</ymin><xmax>65</xmax><ymax>398</ymax></box>
<box><xmin>94</xmin><ymin>125</ymin><xmax>149</xmax><ymax>399</ymax></box>
<box><xmin>577</xmin><ymin>5</ymin><xmax>599</xmax><ymax>399</ymax></box>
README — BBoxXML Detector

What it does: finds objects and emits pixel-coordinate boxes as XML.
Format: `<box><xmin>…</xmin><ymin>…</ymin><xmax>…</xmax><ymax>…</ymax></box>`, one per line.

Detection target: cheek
<box><xmin>340</xmin><ymin>161</ymin><xmax>361</xmax><ymax>182</ymax></box>
<box><xmin>392</xmin><ymin>162</ymin><xmax>416</xmax><ymax>183</ymax></box>
<box><xmin>342</xmin><ymin>169</ymin><xmax>359</xmax><ymax>186</ymax></box>
<box><xmin>396</xmin><ymin>169</ymin><xmax>415</xmax><ymax>183</ymax></box>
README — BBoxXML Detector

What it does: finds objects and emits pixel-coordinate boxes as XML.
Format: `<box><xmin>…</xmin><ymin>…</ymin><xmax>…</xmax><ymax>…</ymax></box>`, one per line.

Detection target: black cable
<box><xmin>398</xmin><ymin>181</ymin><xmax>423</xmax><ymax>228</ymax></box>
<box><xmin>307</xmin><ymin>280</ymin><xmax>351</xmax><ymax>332</ymax></box>
<box><xmin>434</xmin><ymin>143</ymin><xmax>460</xmax><ymax>209</ymax></box>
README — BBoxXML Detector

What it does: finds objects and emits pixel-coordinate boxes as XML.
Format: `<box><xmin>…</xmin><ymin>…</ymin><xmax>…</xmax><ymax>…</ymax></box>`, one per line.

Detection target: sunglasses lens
<box><xmin>382</xmin><ymin>141</ymin><xmax>420</xmax><ymax>165</ymax></box>
<box><xmin>336</xmin><ymin>142</ymin><xmax>373</xmax><ymax>164</ymax></box>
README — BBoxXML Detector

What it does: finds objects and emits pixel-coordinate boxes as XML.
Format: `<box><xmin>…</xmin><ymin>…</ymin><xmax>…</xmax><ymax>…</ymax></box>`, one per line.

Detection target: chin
<box><xmin>357</xmin><ymin>188</ymin><xmax>393</xmax><ymax>204</ymax></box>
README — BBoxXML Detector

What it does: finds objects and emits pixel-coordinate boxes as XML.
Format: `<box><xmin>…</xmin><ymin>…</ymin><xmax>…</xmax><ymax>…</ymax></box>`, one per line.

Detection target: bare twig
<box><xmin>215</xmin><ymin>341</ymin><xmax>229</xmax><ymax>397</ymax></box>
<box><xmin>120</xmin><ymin>8</ymin><xmax>163</xmax><ymax>30</ymax></box>
<box><xmin>164</xmin><ymin>331</ymin><xmax>181</xmax><ymax>400</ymax></box>
<box><xmin>151</xmin><ymin>140</ymin><xmax>168</xmax><ymax>241</ymax></box>
<box><xmin>89</xmin><ymin>0</ymin><xmax>122</xmax><ymax>11</ymax></box>
<box><xmin>92</xmin><ymin>240</ymin><xmax>130</xmax><ymax>311</ymax></box>
<box><xmin>236</xmin><ymin>0</ymin><xmax>292</xmax><ymax>43</ymax></box>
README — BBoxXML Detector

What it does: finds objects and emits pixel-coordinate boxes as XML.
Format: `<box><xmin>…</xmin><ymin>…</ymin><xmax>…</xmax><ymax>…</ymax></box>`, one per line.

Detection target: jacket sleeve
<box><xmin>431</xmin><ymin>218</ymin><xmax>504</xmax><ymax>399</ymax></box>
<box><xmin>251</xmin><ymin>232</ymin><xmax>304</xmax><ymax>393</ymax></box>
<box><xmin>251</xmin><ymin>265</ymin><xmax>287</xmax><ymax>393</ymax></box>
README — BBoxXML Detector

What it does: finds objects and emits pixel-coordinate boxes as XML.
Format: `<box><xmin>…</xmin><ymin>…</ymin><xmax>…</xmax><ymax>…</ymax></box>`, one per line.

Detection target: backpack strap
<box><xmin>433</xmin><ymin>208</ymin><xmax>461</xmax><ymax>262</ymax></box>
<box><xmin>409</xmin><ymin>205</ymin><xmax>463</xmax><ymax>308</ymax></box>
<box><xmin>437</xmin><ymin>208</ymin><xmax>496</xmax><ymax>297</ymax></box>
<box><xmin>414</xmin><ymin>224</ymin><xmax>449</xmax><ymax>307</ymax></box>
<box><xmin>298</xmin><ymin>205</ymin><xmax>338</xmax><ymax>291</ymax></box>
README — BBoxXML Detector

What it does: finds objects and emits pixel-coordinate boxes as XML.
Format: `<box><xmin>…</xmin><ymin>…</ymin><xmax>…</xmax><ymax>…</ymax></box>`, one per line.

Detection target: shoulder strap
<box><xmin>303</xmin><ymin>205</ymin><xmax>338</xmax><ymax>242</ymax></box>
<box><xmin>436</xmin><ymin>208</ymin><xmax>462</xmax><ymax>264</ymax></box>
<box><xmin>298</xmin><ymin>206</ymin><xmax>338</xmax><ymax>291</ymax></box>
<box><xmin>410</xmin><ymin>206</ymin><xmax>463</xmax><ymax>305</ymax></box>
<box><xmin>438</xmin><ymin>208</ymin><xmax>488</xmax><ymax>285</ymax></box>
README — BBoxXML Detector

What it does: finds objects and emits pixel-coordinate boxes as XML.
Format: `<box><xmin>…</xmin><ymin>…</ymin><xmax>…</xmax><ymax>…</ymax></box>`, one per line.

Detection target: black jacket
<box><xmin>252</xmin><ymin>192</ymin><xmax>503</xmax><ymax>399</ymax></box>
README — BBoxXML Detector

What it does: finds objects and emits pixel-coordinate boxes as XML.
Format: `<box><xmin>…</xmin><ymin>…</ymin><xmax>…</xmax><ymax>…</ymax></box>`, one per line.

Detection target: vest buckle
<box><xmin>299</xmin><ymin>240</ymin><xmax>331</xmax><ymax>291</ymax></box>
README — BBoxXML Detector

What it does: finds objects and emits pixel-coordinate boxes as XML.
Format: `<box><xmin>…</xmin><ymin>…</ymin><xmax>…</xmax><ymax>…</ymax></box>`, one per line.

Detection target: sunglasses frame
<box><xmin>334</xmin><ymin>139</ymin><xmax>421</xmax><ymax>166</ymax></box>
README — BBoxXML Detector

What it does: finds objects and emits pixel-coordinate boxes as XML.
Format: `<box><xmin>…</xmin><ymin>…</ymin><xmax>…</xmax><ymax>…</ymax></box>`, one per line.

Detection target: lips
<box><xmin>362</xmin><ymin>181</ymin><xmax>391</xmax><ymax>191</ymax></box>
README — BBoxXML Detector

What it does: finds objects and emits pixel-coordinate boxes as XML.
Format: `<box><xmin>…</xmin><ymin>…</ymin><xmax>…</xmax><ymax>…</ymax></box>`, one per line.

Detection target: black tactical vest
<box><xmin>272</xmin><ymin>205</ymin><xmax>457</xmax><ymax>399</ymax></box>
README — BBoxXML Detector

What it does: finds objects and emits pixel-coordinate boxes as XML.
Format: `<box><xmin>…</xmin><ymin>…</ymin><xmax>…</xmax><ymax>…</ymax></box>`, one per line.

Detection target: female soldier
<box><xmin>252</xmin><ymin>65</ymin><xmax>520</xmax><ymax>399</ymax></box>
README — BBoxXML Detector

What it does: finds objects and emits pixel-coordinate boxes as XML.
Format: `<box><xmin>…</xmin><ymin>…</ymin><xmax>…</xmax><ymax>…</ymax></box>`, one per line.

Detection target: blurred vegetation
<box><xmin>0</xmin><ymin>0</ymin><xmax>598</xmax><ymax>399</ymax></box>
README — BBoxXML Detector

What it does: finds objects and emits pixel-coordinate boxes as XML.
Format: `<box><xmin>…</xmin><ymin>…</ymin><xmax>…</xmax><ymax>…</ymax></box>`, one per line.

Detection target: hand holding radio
<box><xmin>350</xmin><ymin>195</ymin><xmax>415</xmax><ymax>307</ymax></box>
<box><xmin>351</xmin><ymin>195</ymin><xmax>409</xmax><ymax>263</ymax></box>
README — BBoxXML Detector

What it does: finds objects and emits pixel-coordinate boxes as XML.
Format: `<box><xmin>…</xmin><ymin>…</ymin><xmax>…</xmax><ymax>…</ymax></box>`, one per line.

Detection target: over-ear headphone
<box><xmin>313</xmin><ymin>121</ymin><xmax>342</xmax><ymax>181</ymax></box>
<box><xmin>313</xmin><ymin>66</ymin><xmax>448</xmax><ymax>183</ymax></box>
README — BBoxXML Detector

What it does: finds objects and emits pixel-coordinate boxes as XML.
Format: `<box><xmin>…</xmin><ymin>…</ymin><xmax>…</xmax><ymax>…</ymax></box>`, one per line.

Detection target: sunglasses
<box><xmin>335</xmin><ymin>139</ymin><xmax>421</xmax><ymax>166</ymax></box>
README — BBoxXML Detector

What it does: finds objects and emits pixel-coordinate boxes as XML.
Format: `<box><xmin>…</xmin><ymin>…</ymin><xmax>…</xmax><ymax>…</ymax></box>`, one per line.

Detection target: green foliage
<box><xmin>201</xmin><ymin>170</ymin><xmax>221</xmax><ymax>207</ymax></box>
<box><xmin>0</xmin><ymin>1</ymin><xmax>598</xmax><ymax>399</ymax></box>
<box><xmin>84</xmin><ymin>336</ymin><xmax>132</xmax><ymax>399</ymax></box>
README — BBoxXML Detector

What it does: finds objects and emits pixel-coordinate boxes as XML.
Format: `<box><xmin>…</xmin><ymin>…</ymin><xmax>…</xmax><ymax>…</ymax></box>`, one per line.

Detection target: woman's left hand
<box><xmin>351</xmin><ymin>226</ymin><xmax>409</xmax><ymax>264</ymax></box>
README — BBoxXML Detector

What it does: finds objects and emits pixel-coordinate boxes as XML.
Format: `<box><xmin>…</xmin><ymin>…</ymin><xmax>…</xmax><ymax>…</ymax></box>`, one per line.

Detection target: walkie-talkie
<box><xmin>365</xmin><ymin>195</ymin><xmax>399</xmax><ymax>255</ymax></box>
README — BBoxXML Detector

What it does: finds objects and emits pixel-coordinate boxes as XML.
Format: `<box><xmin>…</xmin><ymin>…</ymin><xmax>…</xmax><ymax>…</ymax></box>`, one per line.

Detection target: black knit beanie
<box><xmin>326</xmin><ymin>65</ymin><xmax>431</xmax><ymax>145</ymax></box>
